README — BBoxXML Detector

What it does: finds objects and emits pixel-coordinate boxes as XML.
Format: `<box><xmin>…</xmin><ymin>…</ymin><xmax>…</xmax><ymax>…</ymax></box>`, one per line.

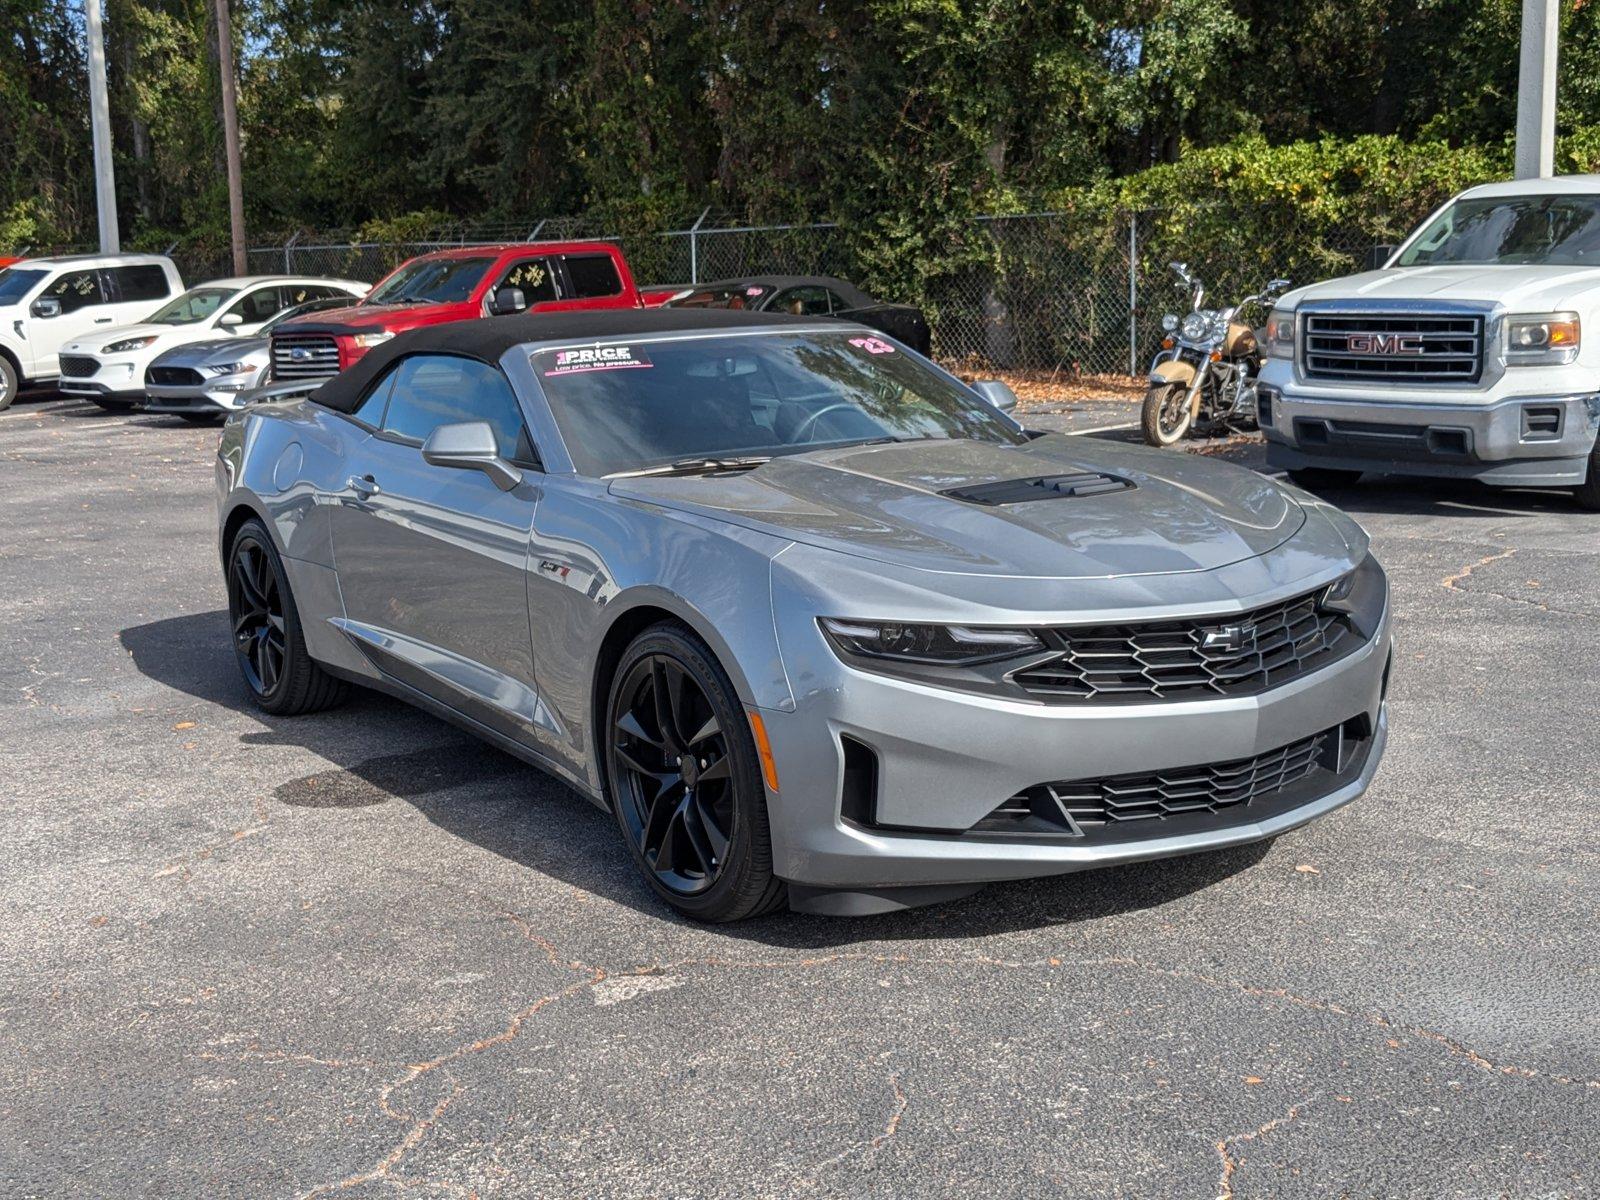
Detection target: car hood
<box><xmin>274</xmin><ymin>301</ymin><xmax>470</xmax><ymax>336</ymax></box>
<box><xmin>151</xmin><ymin>335</ymin><xmax>269</xmax><ymax>367</ymax></box>
<box><xmin>1287</xmin><ymin>264</ymin><xmax>1600</xmax><ymax>313</ymax></box>
<box><xmin>64</xmin><ymin>321</ymin><xmax>222</xmax><ymax>354</ymax></box>
<box><xmin>610</xmin><ymin>435</ymin><xmax>1304</xmax><ymax>579</ymax></box>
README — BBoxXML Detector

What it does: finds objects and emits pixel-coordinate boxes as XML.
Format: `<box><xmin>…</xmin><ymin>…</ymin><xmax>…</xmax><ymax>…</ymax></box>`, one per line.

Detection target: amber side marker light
<box><xmin>747</xmin><ymin>710</ymin><xmax>780</xmax><ymax>793</ymax></box>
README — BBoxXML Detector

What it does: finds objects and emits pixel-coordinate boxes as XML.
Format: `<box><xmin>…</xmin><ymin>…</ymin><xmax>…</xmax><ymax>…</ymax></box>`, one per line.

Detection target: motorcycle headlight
<box><xmin>1179</xmin><ymin>312</ymin><xmax>1213</xmax><ymax>342</ymax></box>
<box><xmin>1266</xmin><ymin>308</ymin><xmax>1296</xmax><ymax>359</ymax></box>
<box><xmin>1503</xmin><ymin>312</ymin><xmax>1579</xmax><ymax>365</ymax></box>
<box><xmin>104</xmin><ymin>336</ymin><xmax>156</xmax><ymax>354</ymax></box>
<box><xmin>820</xmin><ymin>619</ymin><xmax>1042</xmax><ymax>666</ymax></box>
<box><xmin>352</xmin><ymin>331</ymin><xmax>395</xmax><ymax>349</ymax></box>
<box><xmin>1160</xmin><ymin>313</ymin><xmax>1179</xmax><ymax>333</ymax></box>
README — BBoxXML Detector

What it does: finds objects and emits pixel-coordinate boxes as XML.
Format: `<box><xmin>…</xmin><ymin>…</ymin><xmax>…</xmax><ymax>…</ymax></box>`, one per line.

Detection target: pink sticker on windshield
<box><xmin>746</xmin><ymin>286</ymin><xmax>764</xmax><ymax>296</ymax></box>
<box><xmin>540</xmin><ymin>345</ymin><xmax>652</xmax><ymax>376</ymax></box>
<box><xmin>848</xmin><ymin>336</ymin><xmax>895</xmax><ymax>354</ymax></box>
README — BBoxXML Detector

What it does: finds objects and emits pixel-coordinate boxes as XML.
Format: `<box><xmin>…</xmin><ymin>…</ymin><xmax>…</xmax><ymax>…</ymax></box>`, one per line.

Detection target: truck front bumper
<box><xmin>1261</xmin><ymin>388</ymin><xmax>1600</xmax><ymax>487</ymax></box>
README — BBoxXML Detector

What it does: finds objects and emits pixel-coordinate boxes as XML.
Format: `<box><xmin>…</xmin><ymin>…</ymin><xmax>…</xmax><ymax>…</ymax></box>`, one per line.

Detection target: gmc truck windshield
<box><xmin>1396</xmin><ymin>195</ymin><xmax>1600</xmax><ymax>267</ymax></box>
<box><xmin>367</xmin><ymin>257</ymin><xmax>494</xmax><ymax>305</ymax></box>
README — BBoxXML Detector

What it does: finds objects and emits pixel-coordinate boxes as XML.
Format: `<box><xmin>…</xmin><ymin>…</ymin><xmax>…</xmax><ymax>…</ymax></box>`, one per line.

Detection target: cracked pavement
<box><xmin>1</xmin><ymin>393</ymin><xmax>1597</xmax><ymax>1198</ymax></box>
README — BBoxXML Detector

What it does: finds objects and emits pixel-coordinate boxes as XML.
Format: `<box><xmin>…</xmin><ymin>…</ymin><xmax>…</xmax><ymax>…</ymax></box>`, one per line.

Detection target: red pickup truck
<box><xmin>269</xmin><ymin>241</ymin><xmax>640</xmax><ymax>381</ymax></box>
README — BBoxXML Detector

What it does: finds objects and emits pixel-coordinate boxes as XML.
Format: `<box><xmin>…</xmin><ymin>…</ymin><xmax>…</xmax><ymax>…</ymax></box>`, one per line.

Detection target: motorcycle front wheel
<box><xmin>1141</xmin><ymin>381</ymin><xmax>1193</xmax><ymax>446</ymax></box>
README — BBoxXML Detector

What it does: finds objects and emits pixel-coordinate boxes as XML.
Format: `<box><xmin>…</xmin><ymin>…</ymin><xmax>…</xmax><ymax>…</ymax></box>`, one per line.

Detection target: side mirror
<box><xmin>421</xmin><ymin>421</ymin><xmax>523</xmax><ymax>491</ymax></box>
<box><xmin>30</xmin><ymin>296</ymin><xmax>61</xmax><ymax>318</ymax></box>
<box><xmin>217</xmin><ymin>311</ymin><xmax>244</xmax><ymax>328</ymax></box>
<box><xmin>1364</xmin><ymin>244</ymin><xmax>1396</xmax><ymax>271</ymax></box>
<box><xmin>1267</xmin><ymin>278</ymin><xmax>1292</xmax><ymax>293</ymax></box>
<box><xmin>971</xmin><ymin>379</ymin><xmax>1020</xmax><ymax>414</ymax></box>
<box><xmin>488</xmin><ymin>287</ymin><xmax>527</xmax><ymax>316</ymax></box>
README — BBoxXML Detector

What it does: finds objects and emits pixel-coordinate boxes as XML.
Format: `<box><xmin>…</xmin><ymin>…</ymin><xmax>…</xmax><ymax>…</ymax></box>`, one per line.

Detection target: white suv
<box><xmin>0</xmin><ymin>254</ymin><xmax>183</xmax><ymax>410</ymax></box>
<box><xmin>57</xmin><ymin>275</ymin><xmax>369</xmax><ymax>411</ymax></box>
<box><xmin>1259</xmin><ymin>175</ymin><xmax>1600</xmax><ymax>510</ymax></box>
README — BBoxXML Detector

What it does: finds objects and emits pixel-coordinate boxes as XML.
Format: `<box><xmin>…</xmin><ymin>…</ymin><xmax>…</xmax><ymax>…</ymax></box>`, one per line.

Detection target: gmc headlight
<box><xmin>820</xmin><ymin>619</ymin><xmax>1042</xmax><ymax>666</ymax></box>
<box><xmin>352</xmin><ymin>331</ymin><xmax>395</xmax><ymax>349</ymax></box>
<box><xmin>1266</xmin><ymin>308</ymin><xmax>1296</xmax><ymax>359</ymax></box>
<box><xmin>1504</xmin><ymin>312</ymin><xmax>1579</xmax><ymax>365</ymax></box>
<box><xmin>104</xmin><ymin>336</ymin><xmax>156</xmax><ymax>354</ymax></box>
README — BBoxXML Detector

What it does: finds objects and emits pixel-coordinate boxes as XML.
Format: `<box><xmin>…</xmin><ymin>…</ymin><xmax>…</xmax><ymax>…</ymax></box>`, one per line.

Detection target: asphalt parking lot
<box><xmin>2</xmin><ymin>392</ymin><xmax>1597</xmax><ymax>1199</ymax></box>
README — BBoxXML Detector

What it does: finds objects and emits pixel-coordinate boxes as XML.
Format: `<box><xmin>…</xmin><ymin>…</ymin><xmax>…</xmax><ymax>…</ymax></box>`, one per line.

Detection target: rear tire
<box><xmin>226</xmin><ymin>519</ymin><xmax>349</xmax><ymax>715</ymax></box>
<box><xmin>1287</xmin><ymin>466</ymin><xmax>1363</xmax><ymax>490</ymax></box>
<box><xmin>605</xmin><ymin>622</ymin><xmax>786</xmax><ymax>922</ymax></box>
<box><xmin>0</xmin><ymin>356</ymin><xmax>17</xmax><ymax>412</ymax></box>
<box><xmin>1141</xmin><ymin>381</ymin><xmax>1193</xmax><ymax>446</ymax></box>
<box><xmin>1575</xmin><ymin>439</ymin><xmax>1600</xmax><ymax>511</ymax></box>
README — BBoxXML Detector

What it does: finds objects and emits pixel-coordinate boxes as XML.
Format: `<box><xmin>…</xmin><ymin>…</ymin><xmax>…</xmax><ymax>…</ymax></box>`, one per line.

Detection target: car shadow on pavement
<box><xmin>121</xmin><ymin>610</ymin><xmax>1275</xmax><ymax>947</ymax></box>
<box><xmin>1300</xmin><ymin>476</ymin><xmax>1584</xmax><ymax>519</ymax></box>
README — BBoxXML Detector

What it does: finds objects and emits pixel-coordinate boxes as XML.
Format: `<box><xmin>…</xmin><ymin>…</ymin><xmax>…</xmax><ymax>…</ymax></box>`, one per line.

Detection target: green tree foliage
<box><xmin>10</xmin><ymin>0</ymin><xmax>1600</xmax><ymax>258</ymax></box>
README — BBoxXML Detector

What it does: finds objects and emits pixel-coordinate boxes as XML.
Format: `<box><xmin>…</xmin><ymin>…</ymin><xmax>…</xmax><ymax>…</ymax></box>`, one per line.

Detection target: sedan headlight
<box><xmin>205</xmin><ymin>361</ymin><xmax>251</xmax><ymax>375</ymax></box>
<box><xmin>352</xmin><ymin>331</ymin><xmax>395</xmax><ymax>349</ymax></box>
<box><xmin>1504</xmin><ymin>312</ymin><xmax>1579</xmax><ymax>365</ymax></box>
<box><xmin>104</xmin><ymin>336</ymin><xmax>156</xmax><ymax>354</ymax></box>
<box><xmin>1266</xmin><ymin>308</ymin><xmax>1296</xmax><ymax>359</ymax></box>
<box><xmin>1179</xmin><ymin>312</ymin><xmax>1214</xmax><ymax>343</ymax></box>
<box><xmin>820</xmin><ymin>619</ymin><xmax>1042</xmax><ymax>666</ymax></box>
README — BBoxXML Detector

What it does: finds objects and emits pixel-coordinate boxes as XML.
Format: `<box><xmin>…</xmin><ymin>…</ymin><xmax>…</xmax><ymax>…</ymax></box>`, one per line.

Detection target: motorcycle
<box><xmin>1141</xmin><ymin>263</ymin><xmax>1290</xmax><ymax>447</ymax></box>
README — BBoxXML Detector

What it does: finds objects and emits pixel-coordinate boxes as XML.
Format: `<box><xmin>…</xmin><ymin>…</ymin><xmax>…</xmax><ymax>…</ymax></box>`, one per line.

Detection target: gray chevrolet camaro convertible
<box><xmin>217</xmin><ymin>308</ymin><xmax>1393</xmax><ymax>921</ymax></box>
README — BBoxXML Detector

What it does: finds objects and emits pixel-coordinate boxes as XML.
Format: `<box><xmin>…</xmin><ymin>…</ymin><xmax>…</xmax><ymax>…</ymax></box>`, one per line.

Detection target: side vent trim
<box><xmin>940</xmin><ymin>471</ymin><xmax>1136</xmax><ymax>506</ymax></box>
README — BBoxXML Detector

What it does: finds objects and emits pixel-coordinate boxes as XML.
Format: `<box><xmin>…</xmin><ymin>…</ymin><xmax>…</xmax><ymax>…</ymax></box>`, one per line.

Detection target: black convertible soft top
<box><xmin>310</xmin><ymin>308</ymin><xmax>811</xmax><ymax>413</ymax></box>
<box><xmin>680</xmin><ymin>275</ymin><xmax>878</xmax><ymax>309</ymax></box>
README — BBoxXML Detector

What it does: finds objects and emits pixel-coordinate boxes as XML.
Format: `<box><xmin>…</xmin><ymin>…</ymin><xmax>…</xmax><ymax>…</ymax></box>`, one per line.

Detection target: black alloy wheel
<box><xmin>225</xmin><ymin>519</ymin><xmax>348</xmax><ymax>715</ymax></box>
<box><xmin>606</xmin><ymin>624</ymin><xmax>785</xmax><ymax>921</ymax></box>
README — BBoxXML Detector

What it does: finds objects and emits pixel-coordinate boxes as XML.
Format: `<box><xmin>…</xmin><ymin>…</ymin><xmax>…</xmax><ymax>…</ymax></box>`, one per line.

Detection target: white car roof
<box><xmin>1459</xmin><ymin>174</ymin><xmax>1600</xmax><ymax>199</ymax></box>
<box><xmin>182</xmin><ymin>275</ymin><xmax>368</xmax><ymax>291</ymax></box>
<box><xmin>11</xmin><ymin>253</ymin><xmax>175</xmax><ymax>270</ymax></box>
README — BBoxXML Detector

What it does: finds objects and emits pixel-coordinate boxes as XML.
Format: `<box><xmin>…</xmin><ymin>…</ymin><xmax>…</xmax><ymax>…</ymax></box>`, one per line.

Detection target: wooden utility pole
<box><xmin>214</xmin><ymin>0</ymin><xmax>246</xmax><ymax>274</ymax></box>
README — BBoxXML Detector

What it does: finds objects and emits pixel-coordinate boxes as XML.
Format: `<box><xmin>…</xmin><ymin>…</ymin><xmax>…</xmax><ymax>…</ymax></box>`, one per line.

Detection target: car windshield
<box><xmin>366</xmin><ymin>257</ymin><xmax>493</xmax><ymax>305</ymax></box>
<box><xmin>1396</xmin><ymin>194</ymin><xmax>1600</xmax><ymax>266</ymax></box>
<box><xmin>261</xmin><ymin>297</ymin><xmax>351</xmax><ymax>333</ymax></box>
<box><xmin>150</xmin><ymin>287</ymin><xmax>236</xmax><ymax>324</ymax></box>
<box><xmin>672</xmin><ymin>284</ymin><xmax>770</xmax><ymax>310</ymax></box>
<box><xmin>0</xmin><ymin>268</ymin><xmax>47</xmax><ymax>305</ymax></box>
<box><xmin>532</xmin><ymin>330</ymin><xmax>1026</xmax><ymax>477</ymax></box>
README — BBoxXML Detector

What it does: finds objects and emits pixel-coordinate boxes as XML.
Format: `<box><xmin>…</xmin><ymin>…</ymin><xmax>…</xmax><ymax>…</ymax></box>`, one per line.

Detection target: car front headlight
<box><xmin>205</xmin><ymin>361</ymin><xmax>251</xmax><ymax>375</ymax></box>
<box><xmin>819</xmin><ymin>618</ymin><xmax>1042</xmax><ymax>666</ymax></box>
<box><xmin>104</xmin><ymin>335</ymin><xmax>157</xmax><ymax>354</ymax></box>
<box><xmin>352</xmin><ymin>331</ymin><xmax>395</xmax><ymax>349</ymax></box>
<box><xmin>1504</xmin><ymin>312</ymin><xmax>1580</xmax><ymax>365</ymax></box>
<box><xmin>1266</xmin><ymin>308</ymin><xmax>1296</xmax><ymax>359</ymax></box>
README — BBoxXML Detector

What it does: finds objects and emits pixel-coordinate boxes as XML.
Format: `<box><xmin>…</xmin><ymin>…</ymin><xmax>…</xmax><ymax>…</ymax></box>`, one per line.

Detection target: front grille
<box><xmin>1303</xmin><ymin>312</ymin><xmax>1482</xmax><ymax>385</ymax></box>
<box><xmin>1011</xmin><ymin>588</ymin><xmax>1354</xmax><ymax>704</ymax></box>
<box><xmin>270</xmin><ymin>334</ymin><xmax>341</xmax><ymax>380</ymax></box>
<box><xmin>58</xmin><ymin>355</ymin><xmax>99</xmax><ymax>378</ymax></box>
<box><xmin>971</xmin><ymin>717</ymin><xmax>1373</xmax><ymax>841</ymax></box>
<box><xmin>147</xmin><ymin>365</ymin><xmax>204</xmax><ymax>387</ymax></box>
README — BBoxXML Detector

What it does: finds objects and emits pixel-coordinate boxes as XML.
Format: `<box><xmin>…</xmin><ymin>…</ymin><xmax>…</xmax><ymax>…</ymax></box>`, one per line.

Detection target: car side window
<box><xmin>823</xmin><ymin>289</ymin><xmax>849</xmax><ymax>313</ymax></box>
<box><xmin>380</xmin><ymin>354</ymin><xmax>534</xmax><ymax>462</ymax></box>
<box><xmin>493</xmin><ymin>258</ymin><xmax>558</xmax><ymax>307</ymax></box>
<box><xmin>350</xmin><ymin>369</ymin><xmax>397</xmax><ymax>427</ymax></box>
<box><xmin>46</xmin><ymin>269</ymin><xmax>108</xmax><ymax>314</ymax></box>
<box><xmin>563</xmin><ymin>254</ymin><xmax>622</xmax><ymax>299</ymax></box>
<box><xmin>771</xmin><ymin>286</ymin><xmax>831</xmax><ymax>316</ymax></box>
<box><xmin>109</xmin><ymin>264</ymin><xmax>171</xmax><ymax>302</ymax></box>
<box><xmin>225</xmin><ymin>287</ymin><xmax>286</xmax><ymax>324</ymax></box>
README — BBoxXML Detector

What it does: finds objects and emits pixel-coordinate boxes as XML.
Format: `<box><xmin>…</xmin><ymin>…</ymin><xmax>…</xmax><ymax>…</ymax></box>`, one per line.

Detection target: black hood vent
<box><xmin>939</xmin><ymin>471</ymin><xmax>1135</xmax><ymax>506</ymax></box>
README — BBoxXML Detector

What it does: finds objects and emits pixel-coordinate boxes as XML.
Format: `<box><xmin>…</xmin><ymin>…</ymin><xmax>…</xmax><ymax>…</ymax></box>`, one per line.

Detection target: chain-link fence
<box><xmin>34</xmin><ymin>202</ymin><xmax>1424</xmax><ymax>378</ymax></box>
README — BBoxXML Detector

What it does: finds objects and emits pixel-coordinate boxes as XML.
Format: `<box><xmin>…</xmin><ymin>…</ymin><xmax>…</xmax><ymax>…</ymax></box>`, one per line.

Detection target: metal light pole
<box><xmin>86</xmin><ymin>0</ymin><xmax>120</xmax><ymax>253</ymax></box>
<box><xmin>1515</xmin><ymin>0</ymin><xmax>1560</xmax><ymax>179</ymax></box>
<box><xmin>214</xmin><ymin>0</ymin><xmax>247</xmax><ymax>274</ymax></box>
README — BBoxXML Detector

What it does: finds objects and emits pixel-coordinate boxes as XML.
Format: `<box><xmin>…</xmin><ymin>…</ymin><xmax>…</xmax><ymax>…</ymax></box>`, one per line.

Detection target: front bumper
<box><xmin>58</xmin><ymin>358</ymin><xmax>143</xmax><ymax>403</ymax></box>
<box><xmin>758</xmin><ymin>578</ymin><xmax>1393</xmax><ymax>889</ymax></box>
<box><xmin>1261</xmin><ymin>386</ymin><xmax>1600</xmax><ymax>486</ymax></box>
<box><xmin>144</xmin><ymin>380</ymin><xmax>254</xmax><ymax>414</ymax></box>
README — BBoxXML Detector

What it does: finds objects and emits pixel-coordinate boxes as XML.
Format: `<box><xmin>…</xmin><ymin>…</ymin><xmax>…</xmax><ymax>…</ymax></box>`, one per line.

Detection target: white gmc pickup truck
<box><xmin>1258</xmin><ymin>175</ymin><xmax>1600</xmax><ymax>510</ymax></box>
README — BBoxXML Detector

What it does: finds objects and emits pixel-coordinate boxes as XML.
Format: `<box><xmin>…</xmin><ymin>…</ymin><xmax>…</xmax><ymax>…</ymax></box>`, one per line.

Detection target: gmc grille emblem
<box><xmin>1201</xmin><ymin>622</ymin><xmax>1257</xmax><ymax>654</ymax></box>
<box><xmin>1346</xmin><ymin>332</ymin><xmax>1425</xmax><ymax>355</ymax></box>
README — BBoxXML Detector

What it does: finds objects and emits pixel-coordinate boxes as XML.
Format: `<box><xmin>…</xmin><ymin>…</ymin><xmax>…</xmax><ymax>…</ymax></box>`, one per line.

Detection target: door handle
<box><xmin>94</xmin><ymin>317</ymin><xmax>113</xmax><ymax>323</ymax></box>
<box><xmin>346</xmin><ymin>474</ymin><xmax>380</xmax><ymax>498</ymax></box>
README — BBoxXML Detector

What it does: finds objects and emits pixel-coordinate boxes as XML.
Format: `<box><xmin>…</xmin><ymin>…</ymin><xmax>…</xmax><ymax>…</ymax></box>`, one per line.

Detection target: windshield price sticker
<box><xmin>540</xmin><ymin>345</ymin><xmax>653</xmax><ymax>376</ymax></box>
<box><xmin>848</xmin><ymin>336</ymin><xmax>896</xmax><ymax>355</ymax></box>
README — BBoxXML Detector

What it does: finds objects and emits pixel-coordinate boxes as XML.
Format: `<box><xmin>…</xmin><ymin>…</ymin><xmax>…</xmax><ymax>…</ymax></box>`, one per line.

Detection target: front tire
<box><xmin>0</xmin><ymin>356</ymin><xmax>18</xmax><ymax>412</ymax></box>
<box><xmin>1141</xmin><ymin>381</ymin><xmax>1193</xmax><ymax>446</ymax></box>
<box><xmin>226</xmin><ymin>519</ymin><xmax>349</xmax><ymax>715</ymax></box>
<box><xmin>1574</xmin><ymin>438</ymin><xmax>1600</xmax><ymax>511</ymax></box>
<box><xmin>605</xmin><ymin>623</ymin><xmax>785</xmax><ymax>922</ymax></box>
<box><xmin>1286</xmin><ymin>466</ymin><xmax>1363</xmax><ymax>490</ymax></box>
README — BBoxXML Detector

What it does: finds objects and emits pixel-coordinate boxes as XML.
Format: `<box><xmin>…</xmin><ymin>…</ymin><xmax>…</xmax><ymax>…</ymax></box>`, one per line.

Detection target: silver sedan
<box><xmin>216</xmin><ymin>309</ymin><xmax>1392</xmax><ymax>921</ymax></box>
